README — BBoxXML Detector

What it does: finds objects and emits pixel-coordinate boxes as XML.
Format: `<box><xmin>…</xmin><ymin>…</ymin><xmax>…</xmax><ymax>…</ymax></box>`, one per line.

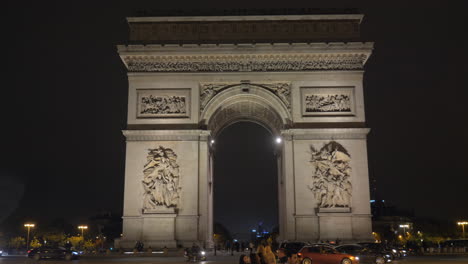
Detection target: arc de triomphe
<box><xmin>117</xmin><ymin>13</ymin><xmax>374</xmax><ymax>248</ymax></box>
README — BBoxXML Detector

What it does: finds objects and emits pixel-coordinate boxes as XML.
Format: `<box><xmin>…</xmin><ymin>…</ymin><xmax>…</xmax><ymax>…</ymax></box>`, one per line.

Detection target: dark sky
<box><xmin>1</xmin><ymin>3</ymin><xmax>467</xmax><ymax>234</ymax></box>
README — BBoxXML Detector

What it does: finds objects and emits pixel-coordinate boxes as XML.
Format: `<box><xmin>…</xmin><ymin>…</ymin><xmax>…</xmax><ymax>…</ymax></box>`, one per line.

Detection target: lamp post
<box><xmin>399</xmin><ymin>224</ymin><xmax>409</xmax><ymax>238</ymax></box>
<box><xmin>458</xmin><ymin>221</ymin><xmax>468</xmax><ymax>239</ymax></box>
<box><xmin>78</xmin><ymin>225</ymin><xmax>88</xmax><ymax>239</ymax></box>
<box><xmin>24</xmin><ymin>224</ymin><xmax>35</xmax><ymax>251</ymax></box>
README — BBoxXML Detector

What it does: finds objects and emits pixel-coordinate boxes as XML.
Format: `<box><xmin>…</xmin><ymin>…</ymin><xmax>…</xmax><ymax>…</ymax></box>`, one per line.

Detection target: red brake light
<box><xmin>27</xmin><ymin>250</ymin><xmax>31</xmax><ymax>253</ymax></box>
<box><xmin>298</xmin><ymin>253</ymin><xmax>302</xmax><ymax>256</ymax></box>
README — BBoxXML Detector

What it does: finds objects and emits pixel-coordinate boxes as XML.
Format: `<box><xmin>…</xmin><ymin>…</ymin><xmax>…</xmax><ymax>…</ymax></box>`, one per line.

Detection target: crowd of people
<box><xmin>239</xmin><ymin>244</ymin><xmax>298</xmax><ymax>264</ymax></box>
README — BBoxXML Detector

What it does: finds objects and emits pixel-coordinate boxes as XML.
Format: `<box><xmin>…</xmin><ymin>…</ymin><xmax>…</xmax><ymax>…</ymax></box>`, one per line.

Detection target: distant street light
<box><xmin>24</xmin><ymin>223</ymin><xmax>35</xmax><ymax>251</ymax></box>
<box><xmin>458</xmin><ymin>221</ymin><xmax>468</xmax><ymax>238</ymax></box>
<box><xmin>399</xmin><ymin>224</ymin><xmax>409</xmax><ymax>238</ymax></box>
<box><xmin>78</xmin><ymin>225</ymin><xmax>88</xmax><ymax>239</ymax></box>
<box><xmin>275</xmin><ymin>137</ymin><xmax>282</xmax><ymax>144</ymax></box>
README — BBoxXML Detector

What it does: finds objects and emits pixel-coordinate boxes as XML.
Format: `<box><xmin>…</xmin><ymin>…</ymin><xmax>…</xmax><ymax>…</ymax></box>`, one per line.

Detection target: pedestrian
<box><xmin>286</xmin><ymin>251</ymin><xmax>298</xmax><ymax>264</ymax></box>
<box><xmin>263</xmin><ymin>245</ymin><xmax>276</xmax><ymax>264</ymax></box>
<box><xmin>277</xmin><ymin>248</ymin><xmax>287</xmax><ymax>264</ymax></box>
<box><xmin>250</xmin><ymin>253</ymin><xmax>262</xmax><ymax>264</ymax></box>
<box><xmin>249</xmin><ymin>242</ymin><xmax>254</xmax><ymax>253</ymax></box>
<box><xmin>239</xmin><ymin>254</ymin><xmax>251</xmax><ymax>264</ymax></box>
<box><xmin>257</xmin><ymin>244</ymin><xmax>265</xmax><ymax>255</ymax></box>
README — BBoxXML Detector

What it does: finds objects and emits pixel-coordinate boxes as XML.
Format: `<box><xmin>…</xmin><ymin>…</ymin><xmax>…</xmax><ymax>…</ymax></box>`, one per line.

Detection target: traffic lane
<box><xmin>1</xmin><ymin>255</ymin><xmax>468</xmax><ymax>264</ymax></box>
<box><xmin>0</xmin><ymin>255</ymin><xmax>237</xmax><ymax>264</ymax></box>
<box><xmin>393</xmin><ymin>255</ymin><xmax>468</xmax><ymax>263</ymax></box>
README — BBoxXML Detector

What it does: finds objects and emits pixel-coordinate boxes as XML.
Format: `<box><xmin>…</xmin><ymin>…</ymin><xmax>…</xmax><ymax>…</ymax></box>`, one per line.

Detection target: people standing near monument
<box><xmin>286</xmin><ymin>251</ymin><xmax>299</xmax><ymax>264</ymax></box>
<box><xmin>250</xmin><ymin>253</ymin><xmax>262</xmax><ymax>264</ymax></box>
<box><xmin>276</xmin><ymin>248</ymin><xmax>287</xmax><ymax>264</ymax></box>
<box><xmin>263</xmin><ymin>245</ymin><xmax>277</xmax><ymax>264</ymax></box>
<box><xmin>239</xmin><ymin>254</ymin><xmax>251</xmax><ymax>264</ymax></box>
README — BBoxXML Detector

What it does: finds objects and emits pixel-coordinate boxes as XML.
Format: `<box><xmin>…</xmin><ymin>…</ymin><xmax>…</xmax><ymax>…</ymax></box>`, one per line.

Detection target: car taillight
<box><xmin>27</xmin><ymin>250</ymin><xmax>31</xmax><ymax>253</ymax></box>
<box><xmin>297</xmin><ymin>253</ymin><xmax>302</xmax><ymax>257</ymax></box>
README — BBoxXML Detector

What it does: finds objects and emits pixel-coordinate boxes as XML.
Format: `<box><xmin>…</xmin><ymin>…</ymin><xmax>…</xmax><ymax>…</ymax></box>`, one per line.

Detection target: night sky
<box><xmin>1</xmin><ymin>3</ymin><xmax>467</xmax><ymax>235</ymax></box>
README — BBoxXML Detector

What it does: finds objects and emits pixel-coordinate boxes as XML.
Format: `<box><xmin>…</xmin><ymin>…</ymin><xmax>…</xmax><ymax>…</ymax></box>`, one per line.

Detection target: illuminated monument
<box><xmin>117</xmin><ymin>10</ymin><xmax>374</xmax><ymax>248</ymax></box>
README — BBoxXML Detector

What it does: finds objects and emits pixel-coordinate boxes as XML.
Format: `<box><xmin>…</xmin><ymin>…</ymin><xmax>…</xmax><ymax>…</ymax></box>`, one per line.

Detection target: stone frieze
<box><xmin>124</xmin><ymin>53</ymin><xmax>367</xmax><ymax>73</ymax></box>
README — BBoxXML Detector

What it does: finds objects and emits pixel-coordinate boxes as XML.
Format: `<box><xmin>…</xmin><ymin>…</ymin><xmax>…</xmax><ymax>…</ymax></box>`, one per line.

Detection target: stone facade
<box><xmin>117</xmin><ymin>14</ymin><xmax>374</xmax><ymax>248</ymax></box>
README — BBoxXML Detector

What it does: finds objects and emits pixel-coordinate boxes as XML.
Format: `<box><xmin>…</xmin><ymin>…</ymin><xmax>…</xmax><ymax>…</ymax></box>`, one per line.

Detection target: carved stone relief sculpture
<box><xmin>200</xmin><ymin>82</ymin><xmax>291</xmax><ymax>111</ymax></box>
<box><xmin>137</xmin><ymin>89</ymin><xmax>190</xmax><ymax>118</ymax></box>
<box><xmin>308</xmin><ymin>141</ymin><xmax>352</xmax><ymax>208</ymax></box>
<box><xmin>305</xmin><ymin>94</ymin><xmax>351</xmax><ymax>113</ymax></box>
<box><xmin>300</xmin><ymin>87</ymin><xmax>355</xmax><ymax>116</ymax></box>
<box><xmin>142</xmin><ymin>146</ymin><xmax>181</xmax><ymax>210</ymax></box>
<box><xmin>125</xmin><ymin>53</ymin><xmax>368</xmax><ymax>72</ymax></box>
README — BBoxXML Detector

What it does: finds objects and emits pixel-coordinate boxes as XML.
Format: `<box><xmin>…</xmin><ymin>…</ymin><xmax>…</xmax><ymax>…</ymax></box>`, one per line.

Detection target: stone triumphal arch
<box><xmin>117</xmin><ymin>12</ymin><xmax>374</xmax><ymax>248</ymax></box>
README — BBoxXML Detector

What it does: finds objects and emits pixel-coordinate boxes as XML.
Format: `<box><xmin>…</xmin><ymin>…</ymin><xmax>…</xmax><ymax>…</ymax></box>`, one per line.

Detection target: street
<box><xmin>1</xmin><ymin>254</ymin><xmax>468</xmax><ymax>264</ymax></box>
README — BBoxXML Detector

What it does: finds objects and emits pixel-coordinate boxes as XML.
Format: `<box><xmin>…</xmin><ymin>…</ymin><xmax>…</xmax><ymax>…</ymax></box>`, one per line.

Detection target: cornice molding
<box><xmin>281</xmin><ymin>128</ymin><xmax>370</xmax><ymax>140</ymax></box>
<box><xmin>118</xmin><ymin>42</ymin><xmax>373</xmax><ymax>73</ymax></box>
<box><xmin>122</xmin><ymin>130</ymin><xmax>211</xmax><ymax>141</ymax></box>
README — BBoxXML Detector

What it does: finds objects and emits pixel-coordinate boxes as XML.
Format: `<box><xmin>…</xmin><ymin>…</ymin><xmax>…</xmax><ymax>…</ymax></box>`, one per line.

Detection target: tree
<box><xmin>83</xmin><ymin>239</ymin><xmax>96</xmax><ymax>252</ymax></box>
<box><xmin>30</xmin><ymin>237</ymin><xmax>42</xmax><ymax>248</ymax></box>
<box><xmin>43</xmin><ymin>232</ymin><xmax>66</xmax><ymax>246</ymax></box>
<box><xmin>67</xmin><ymin>236</ymin><xmax>83</xmax><ymax>249</ymax></box>
<box><xmin>9</xmin><ymin>236</ymin><xmax>25</xmax><ymax>250</ymax></box>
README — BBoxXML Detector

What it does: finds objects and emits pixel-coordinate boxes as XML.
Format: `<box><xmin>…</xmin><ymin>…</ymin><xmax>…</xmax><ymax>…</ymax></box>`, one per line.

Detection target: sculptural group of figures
<box><xmin>142</xmin><ymin>146</ymin><xmax>181</xmax><ymax>209</ymax></box>
<box><xmin>305</xmin><ymin>94</ymin><xmax>351</xmax><ymax>112</ymax></box>
<box><xmin>140</xmin><ymin>95</ymin><xmax>186</xmax><ymax>114</ymax></box>
<box><xmin>308</xmin><ymin>141</ymin><xmax>352</xmax><ymax>208</ymax></box>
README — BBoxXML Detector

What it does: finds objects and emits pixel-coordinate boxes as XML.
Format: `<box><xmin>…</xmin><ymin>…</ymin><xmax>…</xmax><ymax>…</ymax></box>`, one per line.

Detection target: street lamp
<box><xmin>24</xmin><ymin>223</ymin><xmax>35</xmax><ymax>251</ymax></box>
<box><xmin>458</xmin><ymin>221</ymin><xmax>468</xmax><ymax>238</ymax></box>
<box><xmin>78</xmin><ymin>225</ymin><xmax>88</xmax><ymax>239</ymax></box>
<box><xmin>399</xmin><ymin>224</ymin><xmax>409</xmax><ymax>237</ymax></box>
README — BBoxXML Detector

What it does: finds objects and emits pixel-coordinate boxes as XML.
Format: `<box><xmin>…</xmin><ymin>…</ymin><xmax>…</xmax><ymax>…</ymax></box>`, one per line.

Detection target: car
<box><xmin>298</xmin><ymin>245</ymin><xmax>359</xmax><ymax>264</ymax></box>
<box><xmin>0</xmin><ymin>248</ymin><xmax>3</xmax><ymax>256</ymax></box>
<box><xmin>357</xmin><ymin>243</ymin><xmax>394</xmax><ymax>262</ymax></box>
<box><xmin>335</xmin><ymin>244</ymin><xmax>387</xmax><ymax>264</ymax></box>
<box><xmin>27</xmin><ymin>247</ymin><xmax>79</xmax><ymax>261</ymax></box>
<box><xmin>278</xmin><ymin>241</ymin><xmax>311</xmax><ymax>254</ymax></box>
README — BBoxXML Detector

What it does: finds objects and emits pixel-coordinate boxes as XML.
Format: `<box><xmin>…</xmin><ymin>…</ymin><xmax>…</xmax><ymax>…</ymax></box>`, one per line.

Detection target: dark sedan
<box><xmin>335</xmin><ymin>244</ymin><xmax>387</xmax><ymax>264</ymax></box>
<box><xmin>28</xmin><ymin>247</ymin><xmax>79</xmax><ymax>261</ymax></box>
<box><xmin>357</xmin><ymin>243</ymin><xmax>394</xmax><ymax>262</ymax></box>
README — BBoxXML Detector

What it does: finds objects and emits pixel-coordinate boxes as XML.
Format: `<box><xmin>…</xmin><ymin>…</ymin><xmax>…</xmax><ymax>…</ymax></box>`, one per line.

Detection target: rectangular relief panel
<box><xmin>300</xmin><ymin>86</ymin><xmax>355</xmax><ymax>116</ymax></box>
<box><xmin>136</xmin><ymin>89</ymin><xmax>191</xmax><ymax>118</ymax></box>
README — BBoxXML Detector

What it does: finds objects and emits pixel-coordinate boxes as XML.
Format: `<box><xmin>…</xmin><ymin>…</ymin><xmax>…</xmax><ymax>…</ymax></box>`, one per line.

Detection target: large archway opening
<box><xmin>213</xmin><ymin>121</ymin><xmax>278</xmax><ymax>243</ymax></box>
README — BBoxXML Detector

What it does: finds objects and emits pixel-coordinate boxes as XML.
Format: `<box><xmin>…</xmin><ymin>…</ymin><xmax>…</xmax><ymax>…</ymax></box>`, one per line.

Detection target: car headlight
<box><xmin>350</xmin><ymin>256</ymin><xmax>359</xmax><ymax>261</ymax></box>
<box><xmin>201</xmin><ymin>251</ymin><xmax>206</xmax><ymax>255</ymax></box>
<box><xmin>72</xmin><ymin>252</ymin><xmax>78</xmax><ymax>255</ymax></box>
<box><xmin>392</xmin><ymin>249</ymin><xmax>397</xmax><ymax>253</ymax></box>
